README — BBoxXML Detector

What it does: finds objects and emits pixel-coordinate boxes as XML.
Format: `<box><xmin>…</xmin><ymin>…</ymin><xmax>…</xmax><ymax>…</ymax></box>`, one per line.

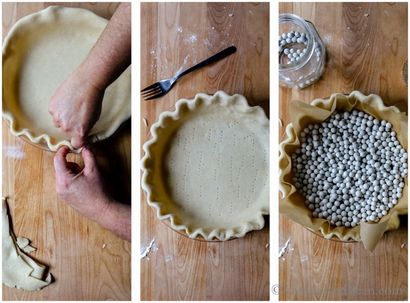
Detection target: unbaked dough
<box><xmin>3</xmin><ymin>6</ymin><xmax>131</xmax><ymax>151</ymax></box>
<box><xmin>141</xmin><ymin>91</ymin><xmax>269</xmax><ymax>240</ymax></box>
<box><xmin>16</xmin><ymin>237</ymin><xmax>37</xmax><ymax>254</ymax></box>
<box><xmin>2</xmin><ymin>198</ymin><xmax>52</xmax><ymax>291</ymax></box>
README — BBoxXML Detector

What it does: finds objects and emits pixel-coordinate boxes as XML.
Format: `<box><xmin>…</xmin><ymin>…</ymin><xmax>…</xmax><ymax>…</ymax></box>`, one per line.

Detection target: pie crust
<box><xmin>2</xmin><ymin>6</ymin><xmax>131</xmax><ymax>151</ymax></box>
<box><xmin>279</xmin><ymin>91</ymin><xmax>407</xmax><ymax>248</ymax></box>
<box><xmin>141</xmin><ymin>91</ymin><xmax>269</xmax><ymax>241</ymax></box>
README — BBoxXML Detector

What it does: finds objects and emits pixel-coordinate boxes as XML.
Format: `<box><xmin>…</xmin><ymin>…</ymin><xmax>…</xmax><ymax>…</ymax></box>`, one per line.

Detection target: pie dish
<box><xmin>3</xmin><ymin>6</ymin><xmax>131</xmax><ymax>151</ymax></box>
<box><xmin>279</xmin><ymin>91</ymin><xmax>407</xmax><ymax>250</ymax></box>
<box><xmin>141</xmin><ymin>91</ymin><xmax>269</xmax><ymax>241</ymax></box>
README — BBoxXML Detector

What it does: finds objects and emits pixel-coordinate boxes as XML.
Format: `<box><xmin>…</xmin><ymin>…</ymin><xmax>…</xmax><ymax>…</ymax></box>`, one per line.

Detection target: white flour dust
<box><xmin>322</xmin><ymin>34</ymin><xmax>332</xmax><ymax>45</ymax></box>
<box><xmin>164</xmin><ymin>255</ymin><xmax>173</xmax><ymax>262</ymax></box>
<box><xmin>204</xmin><ymin>38</ymin><xmax>212</xmax><ymax>50</ymax></box>
<box><xmin>182</xmin><ymin>54</ymin><xmax>191</xmax><ymax>65</ymax></box>
<box><xmin>185</xmin><ymin>34</ymin><xmax>198</xmax><ymax>44</ymax></box>
<box><xmin>3</xmin><ymin>145</ymin><xmax>25</xmax><ymax>159</ymax></box>
<box><xmin>175</xmin><ymin>54</ymin><xmax>193</xmax><ymax>76</ymax></box>
<box><xmin>140</xmin><ymin>238</ymin><xmax>158</xmax><ymax>260</ymax></box>
<box><xmin>278</xmin><ymin>239</ymin><xmax>291</xmax><ymax>258</ymax></box>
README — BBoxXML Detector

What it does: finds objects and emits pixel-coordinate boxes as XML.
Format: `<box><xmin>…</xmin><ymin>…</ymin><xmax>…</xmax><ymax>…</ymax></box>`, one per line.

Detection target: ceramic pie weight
<box><xmin>279</xmin><ymin>91</ymin><xmax>408</xmax><ymax>251</ymax></box>
<box><xmin>142</xmin><ymin>91</ymin><xmax>269</xmax><ymax>241</ymax></box>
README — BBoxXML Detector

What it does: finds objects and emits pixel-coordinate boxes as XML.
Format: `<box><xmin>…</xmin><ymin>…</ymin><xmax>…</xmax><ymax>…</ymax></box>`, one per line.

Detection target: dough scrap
<box><xmin>2</xmin><ymin>198</ymin><xmax>52</xmax><ymax>291</ymax></box>
<box><xmin>3</xmin><ymin>6</ymin><xmax>131</xmax><ymax>151</ymax></box>
<box><xmin>141</xmin><ymin>91</ymin><xmax>270</xmax><ymax>241</ymax></box>
<box><xmin>16</xmin><ymin>237</ymin><xmax>37</xmax><ymax>254</ymax></box>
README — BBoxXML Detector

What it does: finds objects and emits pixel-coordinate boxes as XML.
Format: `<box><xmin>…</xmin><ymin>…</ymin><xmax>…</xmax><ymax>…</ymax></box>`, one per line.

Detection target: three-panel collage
<box><xmin>1</xmin><ymin>1</ymin><xmax>408</xmax><ymax>301</ymax></box>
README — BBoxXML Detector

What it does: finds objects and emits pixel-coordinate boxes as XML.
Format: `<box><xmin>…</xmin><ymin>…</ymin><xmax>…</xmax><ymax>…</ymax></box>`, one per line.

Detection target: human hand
<box><xmin>53</xmin><ymin>146</ymin><xmax>112</xmax><ymax>222</ymax></box>
<box><xmin>49</xmin><ymin>66</ymin><xmax>104</xmax><ymax>149</ymax></box>
<box><xmin>49</xmin><ymin>2</ymin><xmax>131</xmax><ymax>149</ymax></box>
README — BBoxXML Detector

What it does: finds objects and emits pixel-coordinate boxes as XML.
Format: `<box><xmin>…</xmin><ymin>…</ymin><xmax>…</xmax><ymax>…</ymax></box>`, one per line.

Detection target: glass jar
<box><xmin>279</xmin><ymin>13</ymin><xmax>326</xmax><ymax>89</ymax></box>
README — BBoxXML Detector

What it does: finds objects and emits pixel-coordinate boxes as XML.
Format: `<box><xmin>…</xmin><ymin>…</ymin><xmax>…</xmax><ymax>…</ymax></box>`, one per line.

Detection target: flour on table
<box><xmin>300</xmin><ymin>255</ymin><xmax>309</xmax><ymax>262</ymax></box>
<box><xmin>185</xmin><ymin>34</ymin><xmax>198</xmax><ymax>44</ymax></box>
<box><xmin>140</xmin><ymin>238</ymin><xmax>158</xmax><ymax>259</ymax></box>
<box><xmin>204</xmin><ymin>38</ymin><xmax>212</xmax><ymax>50</ymax></box>
<box><xmin>278</xmin><ymin>239</ymin><xmax>291</xmax><ymax>258</ymax></box>
<box><xmin>3</xmin><ymin>145</ymin><xmax>25</xmax><ymax>159</ymax></box>
<box><xmin>164</xmin><ymin>255</ymin><xmax>173</xmax><ymax>263</ymax></box>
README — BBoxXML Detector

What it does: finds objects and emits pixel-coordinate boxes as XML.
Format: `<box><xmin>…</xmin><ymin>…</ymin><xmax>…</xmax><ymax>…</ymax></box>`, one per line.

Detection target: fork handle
<box><xmin>175</xmin><ymin>46</ymin><xmax>237</xmax><ymax>79</ymax></box>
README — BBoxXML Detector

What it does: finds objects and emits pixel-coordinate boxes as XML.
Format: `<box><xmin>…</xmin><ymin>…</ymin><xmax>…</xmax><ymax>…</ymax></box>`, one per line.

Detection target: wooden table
<box><xmin>2</xmin><ymin>3</ymin><xmax>131</xmax><ymax>300</ymax></box>
<box><xmin>279</xmin><ymin>2</ymin><xmax>408</xmax><ymax>301</ymax></box>
<box><xmin>141</xmin><ymin>2</ymin><xmax>269</xmax><ymax>300</ymax></box>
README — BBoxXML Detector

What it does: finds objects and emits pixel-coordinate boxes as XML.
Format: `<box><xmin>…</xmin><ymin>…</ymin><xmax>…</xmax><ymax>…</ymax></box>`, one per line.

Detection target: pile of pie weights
<box><xmin>291</xmin><ymin>110</ymin><xmax>408</xmax><ymax>228</ymax></box>
<box><xmin>278</xmin><ymin>30</ymin><xmax>324</xmax><ymax>88</ymax></box>
<box><xmin>279</xmin><ymin>31</ymin><xmax>309</xmax><ymax>64</ymax></box>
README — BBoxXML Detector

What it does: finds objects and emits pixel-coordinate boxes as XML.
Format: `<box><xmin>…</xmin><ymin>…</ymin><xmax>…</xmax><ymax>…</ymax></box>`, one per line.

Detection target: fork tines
<box><xmin>141</xmin><ymin>83</ymin><xmax>165</xmax><ymax>100</ymax></box>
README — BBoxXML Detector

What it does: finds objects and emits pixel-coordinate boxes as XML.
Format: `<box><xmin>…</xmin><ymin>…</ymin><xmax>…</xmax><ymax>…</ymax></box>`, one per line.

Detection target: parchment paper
<box><xmin>279</xmin><ymin>91</ymin><xmax>408</xmax><ymax>251</ymax></box>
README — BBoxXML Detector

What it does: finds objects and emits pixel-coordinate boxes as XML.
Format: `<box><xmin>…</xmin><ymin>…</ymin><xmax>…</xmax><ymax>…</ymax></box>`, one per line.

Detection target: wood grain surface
<box><xmin>2</xmin><ymin>2</ymin><xmax>131</xmax><ymax>300</ymax></box>
<box><xmin>140</xmin><ymin>2</ymin><xmax>269</xmax><ymax>301</ymax></box>
<box><xmin>279</xmin><ymin>2</ymin><xmax>408</xmax><ymax>301</ymax></box>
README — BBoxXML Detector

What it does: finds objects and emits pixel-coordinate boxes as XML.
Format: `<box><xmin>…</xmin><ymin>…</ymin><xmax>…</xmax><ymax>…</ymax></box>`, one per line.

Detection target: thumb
<box><xmin>71</xmin><ymin>135</ymin><xmax>86</xmax><ymax>149</ymax></box>
<box><xmin>82</xmin><ymin>147</ymin><xmax>97</xmax><ymax>175</ymax></box>
<box><xmin>54</xmin><ymin>146</ymin><xmax>71</xmax><ymax>176</ymax></box>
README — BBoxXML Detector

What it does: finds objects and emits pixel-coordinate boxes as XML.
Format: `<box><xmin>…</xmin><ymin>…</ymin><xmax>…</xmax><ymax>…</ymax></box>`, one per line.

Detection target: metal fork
<box><xmin>141</xmin><ymin>46</ymin><xmax>237</xmax><ymax>100</ymax></box>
